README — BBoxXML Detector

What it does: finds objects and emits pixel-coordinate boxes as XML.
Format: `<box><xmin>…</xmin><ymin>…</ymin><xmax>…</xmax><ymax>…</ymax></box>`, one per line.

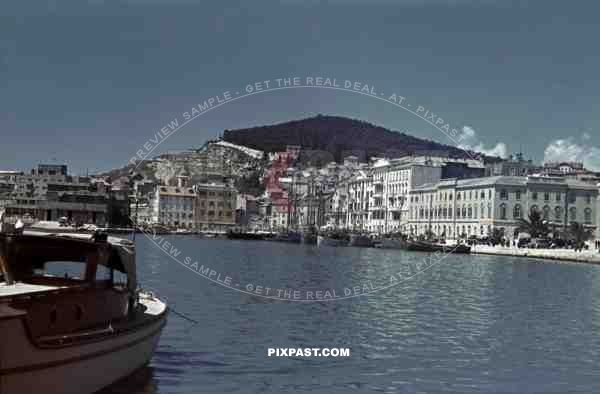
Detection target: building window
<box><xmin>543</xmin><ymin>205</ymin><xmax>550</xmax><ymax>220</ymax></box>
<box><xmin>468</xmin><ymin>206</ymin><xmax>473</xmax><ymax>219</ymax></box>
<box><xmin>530</xmin><ymin>205</ymin><xmax>539</xmax><ymax>215</ymax></box>
<box><xmin>500</xmin><ymin>190</ymin><xmax>508</xmax><ymax>200</ymax></box>
<box><xmin>516</xmin><ymin>190</ymin><xmax>521</xmax><ymax>200</ymax></box>
<box><xmin>586</xmin><ymin>195</ymin><xmax>592</xmax><ymax>204</ymax></box>
<box><xmin>555</xmin><ymin>206</ymin><xmax>562</xmax><ymax>221</ymax></box>
<box><xmin>500</xmin><ymin>204</ymin><xmax>507</xmax><ymax>220</ymax></box>
<box><xmin>480</xmin><ymin>191</ymin><xmax>485</xmax><ymax>200</ymax></box>
<box><xmin>570</xmin><ymin>207</ymin><xmax>577</xmax><ymax>222</ymax></box>
<box><xmin>544</xmin><ymin>192</ymin><xmax>550</xmax><ymax>202</ymax></box>
<box><xmin>481</xmin><ymin>203</ymin><xmax>485</xmax><ymax>218</ymax></box>
<box><xmin>585</xmin><ymin>208</ymin><xmax>592</xmax><ymax>224</ymax></box>
<box><xmin>569</xmin><ymin>193</ymin><xmax>576</xmax><ymax>204</ymax></box>
<box><xmin>488</xmin><ymin>204</ymin><xmax>492</xmax><ymax>218</ymax></box>
<box><xmin>532</xmin><ymin>192</ymin><xmax>538</xmax><ymax>201</ymax></box>
<box><xmin>513</xmin><ymin>204</ymin><xmax>522</xmax><ymax>219</ymax></box>
<box><xmin>556</xmin><ymin>193</ymin><xmax>561</xmax><ymax>202</ymax></box>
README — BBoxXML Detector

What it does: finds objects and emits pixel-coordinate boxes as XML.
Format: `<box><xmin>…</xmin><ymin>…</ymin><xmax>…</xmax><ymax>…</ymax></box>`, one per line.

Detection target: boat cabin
<box><xmin>0</xmin><ymin>231</ymin><xmax>137</xmax><ymax>339</ymax></box>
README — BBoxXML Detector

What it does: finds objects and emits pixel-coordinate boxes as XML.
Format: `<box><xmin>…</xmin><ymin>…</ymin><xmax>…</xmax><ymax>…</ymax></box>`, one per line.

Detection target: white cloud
<box><xmin>543</xmin><ymin>136</ymin><xmax>600</xmax><ymax>172</ymax></box>
<box><xmin>458</xmin><ymin>126</ymin><xmax>508</xmax><ymax>159</ymax></box>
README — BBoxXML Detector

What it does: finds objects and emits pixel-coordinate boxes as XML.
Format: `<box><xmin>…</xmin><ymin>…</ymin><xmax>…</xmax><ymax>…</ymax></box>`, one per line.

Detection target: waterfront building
<box><xmin>366</xmin><ymin>156</ymin><xmax>484</xmax><ymax>233</ymax></box>
<box><xmin>409</xmin><ymin>175</ymin><xmax>598</xmax><ymax>241</ymax></box>
<box><xmin>193</xmin><ymin>182</ymin><xmax>237</xmax><ymax>232</ymax></box>
<box><xmin>153</xmin><ymin>184</ymin><xmax>196</xmax><ymax>229</ymax></box>
<box><xmin>2</xmin><ymin>164</ymin><xmax>111</xmax><ymax>225</ymax></box>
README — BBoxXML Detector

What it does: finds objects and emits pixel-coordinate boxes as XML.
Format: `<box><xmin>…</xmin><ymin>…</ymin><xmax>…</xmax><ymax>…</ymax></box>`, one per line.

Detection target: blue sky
<box><xmin>1</xmin><ymin>0</ymin><xmax>599</xmax><ymax>174</ymax></box>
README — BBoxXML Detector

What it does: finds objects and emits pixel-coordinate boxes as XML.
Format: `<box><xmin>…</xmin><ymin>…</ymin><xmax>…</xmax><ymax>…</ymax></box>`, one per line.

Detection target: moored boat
<box><xmin>349</xmin><ymin>234</ymin><xmax>374</xmax><ymax>248</ymax></box>
<box><xmin>301</xmin><ymin>232</ymin><xmax>318</xmax><ymax>245</ymax></box>
<box><xmin>226</xmin><ymin>230</ymin><xmax>267</xmax><ymax>241</ymax></box>
<box><xmin>317</xmin><ymin>235</ymin><xmax>350</xmax><ymax>246</ymax></box>
<box><xmin>378</xmin><ymin>238</ymin><xmax>408</xmax><ymax>249</ymax></box>
<box><xmin>272</xmin><ymin>232</ymin><xmax>302</xmax><ymax>243</ymax></box>
<box><xmin>0</xmin><ymin>215</ymin><xmax>167</xmax><ymax>394</ymax></box>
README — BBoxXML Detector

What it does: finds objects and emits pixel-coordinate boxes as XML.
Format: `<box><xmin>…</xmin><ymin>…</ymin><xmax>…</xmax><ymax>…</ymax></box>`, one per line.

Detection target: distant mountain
<box><xmin>223</xmin><ymin>115</ymin><xmax>502</xmax><ymax>163</ymax></box>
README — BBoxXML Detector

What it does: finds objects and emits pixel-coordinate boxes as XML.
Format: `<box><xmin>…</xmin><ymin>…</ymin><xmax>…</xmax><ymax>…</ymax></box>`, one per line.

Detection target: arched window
<box><xmin>570</xmin><ymin>207</ymin><xmax>577</xmax><ymax>222</ymax></box>
<box><xmin>585</xmin><ymin>208</ymin><xmax>592</xmax><ymax>224</ymax></box>
<box><xmin>513</xmin><ymin>204</ymin><xmax>522</xmax><ymax>219</ymax></box>
<box><xmin>555</xmin><ymin>206</ymin><xmax>563</xmax><ymax>221</ymax></box>
<box><xmin>542</xmin><ymin>205</ymin><xmax>550</xmax><ymax>220</ymax></box>
<box><xmin>500</xmin><ymin>203</ymin><xmax>507</xmax><ymax>220</ymax></box>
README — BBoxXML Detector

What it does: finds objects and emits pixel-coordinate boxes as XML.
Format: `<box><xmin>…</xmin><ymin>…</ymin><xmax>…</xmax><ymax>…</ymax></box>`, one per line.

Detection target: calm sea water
<box><xmin>101</xmin><ymin>235</ymin><xmax>600</xmax><ymax>394</ymax></box>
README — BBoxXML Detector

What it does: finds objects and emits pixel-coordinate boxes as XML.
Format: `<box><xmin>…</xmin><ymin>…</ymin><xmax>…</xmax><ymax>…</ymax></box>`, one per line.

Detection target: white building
<box><xmin>152</xmin><ymin>185</ymin><xmax>196</xmax><ymax>228</ymax></box>
<box><xmin>409</xmin><ymin>176</ymin><xmax>598</xmax><ymax>241</ymax></box>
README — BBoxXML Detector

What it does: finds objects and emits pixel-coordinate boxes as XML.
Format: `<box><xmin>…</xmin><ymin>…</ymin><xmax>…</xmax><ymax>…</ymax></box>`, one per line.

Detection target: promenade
<box><xmin>471</xmin><ymin>244</ymin><xmax>600</xmax><ymax>264</ymax></box>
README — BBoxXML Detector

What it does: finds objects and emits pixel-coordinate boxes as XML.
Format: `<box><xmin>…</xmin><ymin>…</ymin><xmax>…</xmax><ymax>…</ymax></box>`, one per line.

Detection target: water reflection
<box><xmin>98</xmin><ymin>366</ymin><xmax>158</xmax><ymax>394</ymax></box>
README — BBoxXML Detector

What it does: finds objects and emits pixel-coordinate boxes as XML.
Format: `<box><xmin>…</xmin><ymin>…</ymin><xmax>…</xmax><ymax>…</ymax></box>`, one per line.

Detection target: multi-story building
<box><xmin>153</xmin><ymin>185</ymin><xmax>196</xmax><ymax>229</ymax></box>
<box><xmin>365</xmin><ymin>156</ymin><xmax>484</xmax><ymax>233</ymax></box>
<box><xmin>409</xmin><ymin>176</ymin><xmax>598</xmax><ymax>242</ymax></box>
<box><xmin>193</xmin><ymin>182</ymin><xmax>237</xmax><ymax>232</ymax></box>
<box><xmin>2</xmin><ymin>164</ymin><xmax>111</xmax><ymax>225</ymax></box>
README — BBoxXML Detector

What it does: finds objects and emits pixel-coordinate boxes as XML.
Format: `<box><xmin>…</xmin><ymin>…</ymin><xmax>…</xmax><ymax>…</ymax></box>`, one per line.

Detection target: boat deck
<box><xmin>0</xmin><ymin>282</ymin><xmax>64</xmax><ymax>297</ymax></box>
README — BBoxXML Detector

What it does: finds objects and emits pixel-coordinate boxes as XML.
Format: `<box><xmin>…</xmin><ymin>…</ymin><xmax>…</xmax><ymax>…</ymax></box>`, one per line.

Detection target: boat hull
<box><xmin>317</xmin><ymin>235</ymin><xmax>349</xmax><ymax>247</ymax></box>
<box><xmin>378</xmin><ymin>238</ymin><xmax>408</xmax><ymax>249</ymax></box>
<box><xmin>349</xmin><ymin>234</ymin><xmax>374</xmax><ymax>248</ymax></box>
<box><xmin>301</xmin><ymin>233</ymin><xmax>318</xmax><ymax>245</ymax></box>
<box><xmin>0</xmin><ymin>298</ymin><xmax>167</xmax><ymax>394</ymax></box>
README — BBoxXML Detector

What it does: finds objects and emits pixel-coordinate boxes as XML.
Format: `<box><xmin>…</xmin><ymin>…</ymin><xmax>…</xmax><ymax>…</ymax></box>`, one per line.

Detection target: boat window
<box><xmin>35</xmin><ymin>261</ymin><xmax>86</xmax><ymax>281</ymax></box>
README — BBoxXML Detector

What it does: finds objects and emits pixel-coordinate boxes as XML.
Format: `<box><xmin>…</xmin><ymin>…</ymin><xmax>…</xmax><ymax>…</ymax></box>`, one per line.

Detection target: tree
<box><xmin>517</xmin><ymin>210</ymin><xmax>549</xmax><ymax>238</ymax></box>
<box><xmin>568</xmin><ymin>222</ymin><xmax>593</xmax><ymax>252</ymax></box>
<box><xmin>491</xmin><ymin>228</ymin><xmax>505</xmax><ymax>245</ymax></box>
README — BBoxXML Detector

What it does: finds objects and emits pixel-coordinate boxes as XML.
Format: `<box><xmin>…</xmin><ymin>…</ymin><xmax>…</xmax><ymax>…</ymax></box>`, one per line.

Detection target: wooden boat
<box><xmin>272</xmin><ymin>232</ymin><xmax>302</xmax><ymax>243</ymax></box>
<box><xmin>317</xmin><ymin>233</ymin><xmax>350</xmax><ymax>247</ymax></box>
<box><xmin>0</xmin><ymin>221</ymin><xmax>167</xmax><ymax>394</ymax></box>
<box><xmin>377</xmin><ymin>238</ymin><xmax>408</xmax><ymax>249</ymax></box>
<box><xmin>226</xmin><ymin>230</ymin><xmax>266</xmax><ymax>241</ymax></box>
<box><xmin>301</xmin><ymin>232</ymin><xmax>318</xmax><ymax>245</ymax></box>
<box><xmin>349</xmin><ymin>234</ymin><xmax>374</xmax><ymax>248</ymax></box>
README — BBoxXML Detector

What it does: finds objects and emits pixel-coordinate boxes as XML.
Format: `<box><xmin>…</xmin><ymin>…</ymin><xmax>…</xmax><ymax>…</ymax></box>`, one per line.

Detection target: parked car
<box><xmin>550</xmin><ymin>239</ymin><xmax>567</xmax><ymax>249</ymax></box>
<box><xmin>517</xmin><ymin>238</ymin><xmax>531</xmax><ymax>248</ymax></box>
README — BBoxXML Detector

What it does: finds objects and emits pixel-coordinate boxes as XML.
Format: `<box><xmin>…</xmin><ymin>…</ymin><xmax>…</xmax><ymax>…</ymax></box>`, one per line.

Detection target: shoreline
<box><xmin>471</xmin><ymin>244</ymin><xmax>600</xmax><ymax>264</ymax></box>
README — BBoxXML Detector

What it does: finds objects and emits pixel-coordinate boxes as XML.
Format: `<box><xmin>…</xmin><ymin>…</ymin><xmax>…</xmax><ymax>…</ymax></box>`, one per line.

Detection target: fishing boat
<box><xmin>272</xmin><ymin>232</ymin><xmax>302</xmax><ymax>243</ymax></box>
<box><xmin>0</xmin><ymin>216</ymin><xmax>168</xmax><ymax>394</ymax></box>
<box><xmin>317</xmin><ymin>230</ymin><xmax>350</xmax><ymax>247</ymax></box>
<box><xmin>349</xmin><ymin>234</ymin><xmax>374</xmax><ymax>248</ymax></box>
<box><xmin>226</xmin><ymin>229</ymin><xmax>267</xmax><ymax>241</ymax></box>
<box><xmin>377</xmin><ymin>237</ymin><xmax>408</xmax><ymax>249</ymax></box>
<box><xmin>301</xmin><ymin>232</ymin><xmax>318</xmax><ymax>245</ymax></box>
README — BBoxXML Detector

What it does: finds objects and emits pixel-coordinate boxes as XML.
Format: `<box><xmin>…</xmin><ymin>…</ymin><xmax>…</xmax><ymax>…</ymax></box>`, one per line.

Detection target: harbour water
<box><xmin>103</xmin><ymin>235</ymin><xmax>600</xmax><ymax>393</ymax></box>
